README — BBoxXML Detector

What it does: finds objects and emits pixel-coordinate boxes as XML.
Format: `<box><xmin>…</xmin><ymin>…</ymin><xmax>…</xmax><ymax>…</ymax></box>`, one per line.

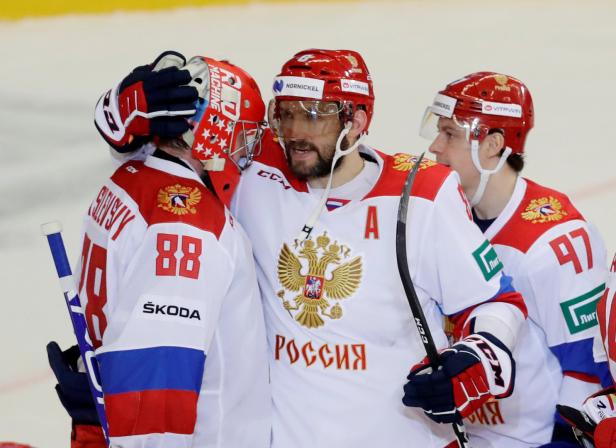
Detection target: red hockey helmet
<box><xmin>183</xmin><ymin>56</ymin><xmax>266</xmax><ymax>172</ymax></box>
<box><xmin>271</xmin><ymin>49</ymin><xmax>375</xmax><ymax>132</ymax></box>
<box><xmin>420</xmin><ymin>72</ymin><xmax>534</xmax><ymax>153</ymax></box>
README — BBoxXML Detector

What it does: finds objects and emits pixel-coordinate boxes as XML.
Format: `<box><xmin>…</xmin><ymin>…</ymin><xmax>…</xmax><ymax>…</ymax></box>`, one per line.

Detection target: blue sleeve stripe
<box><xmin>97</xmin><ymin>346</ymin><xmax>205</xmax><ymax>394</ymax></box>
<box><xmin>449</xmin><ymin>273</ymin><xmax>518</xmax><ymax>318</ymax></box>
<box><xmin>490</xmin><ymin>273</ymin><xmax>516</xmax><ymax>299</ymax></box>
<box><xmin>550</xmin><ymin>338</ymin><xmax>610</xmax><ymax>384</ymax></box>
<box><xmin>596</xmin><ymin>362</ymin><xmax>613</xmax><ymax>388</ymax></box>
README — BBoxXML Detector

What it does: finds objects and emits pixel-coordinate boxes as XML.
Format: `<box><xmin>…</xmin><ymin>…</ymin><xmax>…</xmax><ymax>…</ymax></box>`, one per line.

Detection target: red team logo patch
<box><xmin>157</xmin><ymin>184</ymin><xmax>202</xmax><ymax>216</ymax></box>
<box><xmin>392</xmin><ymin>153</ymin><xmax>437</xmax><ymax>172</ymax></box>
<box><xmin>521</xmin><ymin>196</ymin><xmax>567</xmax><ymax>223</ymax></box>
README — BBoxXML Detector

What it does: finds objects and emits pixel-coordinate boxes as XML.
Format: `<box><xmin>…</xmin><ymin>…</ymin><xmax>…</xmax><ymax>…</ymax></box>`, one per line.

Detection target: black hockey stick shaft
<box><xmin>395</xmin><ymin>153</ymin><xmax>439</xmax><ymax>362</ymax></box>
<box><xmin>395</xmin><ymin>153</ymin><xmax>470</xmax><ymax>448</ymax></box>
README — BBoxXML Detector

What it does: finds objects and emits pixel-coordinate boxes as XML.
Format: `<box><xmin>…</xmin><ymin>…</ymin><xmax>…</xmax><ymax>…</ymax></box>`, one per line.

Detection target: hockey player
<box><xmin>573</xmin><ymin>254</ymin><xmax>616</xmax><ymax>448</ymax></box>
<box><xmin>597</xmin><ymin>254</ymin><xmax>616</xmax><ymax>384</ymax></box>
<box><xmin>420</xmin><ymin>72</ymin><xmax>610</xmax><ymax>447</ymax></box>
<box><xmin>92</xmin><ymin>49</ymin><xmax>529</xmax><ymax>447</ymax></box>
<box><xmin>234</xmin><ymin>49</ymin><xmax>530</xmax><ymax>447</ymax></box>
<box><xmin>51</xmin><ymin>53</ymin><xmax>271</xmax><ymax>448</ymax></box>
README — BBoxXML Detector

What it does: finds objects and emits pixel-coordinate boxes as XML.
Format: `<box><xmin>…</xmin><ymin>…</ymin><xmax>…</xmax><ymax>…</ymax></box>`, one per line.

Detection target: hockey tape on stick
<box><xmin>394</xmin><ymin>155</ymin><xmax>471</xmax><ymax>448</ymax></box>
<box><xmin>41</xmin><ymin>221</ymin><xmax>110</xmax><ymax>447</ymax></box>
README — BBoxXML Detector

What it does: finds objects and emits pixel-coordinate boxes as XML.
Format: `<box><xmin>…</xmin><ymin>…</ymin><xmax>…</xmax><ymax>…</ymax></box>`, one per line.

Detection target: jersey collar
<box><xmin>145</xmin><ymin>149</ymin><xmax>204</xmax><ymax>185</ymax></box>
<box><xmin>483</xmin><ymin>176</ymin><xmax>527</xmax><ymax>240</ymax></box>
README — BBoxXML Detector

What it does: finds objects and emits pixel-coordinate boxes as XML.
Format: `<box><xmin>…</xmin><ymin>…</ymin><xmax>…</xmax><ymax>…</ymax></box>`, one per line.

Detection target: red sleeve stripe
<box><xmin>449</xmin><ymin>291</ymin><xmax>527</xmax><ymax>341</ymax></box>
<box><xmin>106</xmin><ymin>389</ymin><xmax>198</xmax><ymax>437</ymax></box>
<box><xmin>563</xmin><ymin>371</ymin><xmax>601</xmax><ymax>384</ymax></box>
<box><xmin>597</xmin><ymin>288</ymin><xmax>609</xmax><ymax>347</ymax></box>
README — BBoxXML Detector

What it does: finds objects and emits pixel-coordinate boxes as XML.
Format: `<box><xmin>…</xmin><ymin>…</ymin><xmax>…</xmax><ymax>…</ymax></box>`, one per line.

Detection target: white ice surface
<box><xmin>1</xmin><ymin>1</ymin><xmax>615</xmax><ymax>445</ymax></box>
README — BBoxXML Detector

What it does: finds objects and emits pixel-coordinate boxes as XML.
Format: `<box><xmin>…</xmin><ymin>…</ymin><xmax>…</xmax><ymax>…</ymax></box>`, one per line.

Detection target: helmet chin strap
<box><xmin>469</xmin><ymin>139</ymin><xmax>512</xmax><ymax>207</ymax></box>
<box><xmin>298</xmin><ymin>122</ymin><xmax>365</xmax><ymax>240</ymax></box>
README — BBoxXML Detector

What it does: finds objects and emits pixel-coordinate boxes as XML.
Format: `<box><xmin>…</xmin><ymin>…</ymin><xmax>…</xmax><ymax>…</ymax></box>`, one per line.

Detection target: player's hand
<box><xmin>402</xmin><ymin>332</ymin><xmax>514</xmax><ymax>424</ymax></box>
<box><xmin>46</xmin><ymin>341</ymin><xmax>99</xmax><ymax>425</ymax></box>
<box><xmin>578</xmin><ymin>386</ymin><xmax>616</xmax><ymax>447</ymax></box>
<box><xmin>94</xmin><ymin>50</ymin><xmax>199</xmax><ymax>152</ymax></box>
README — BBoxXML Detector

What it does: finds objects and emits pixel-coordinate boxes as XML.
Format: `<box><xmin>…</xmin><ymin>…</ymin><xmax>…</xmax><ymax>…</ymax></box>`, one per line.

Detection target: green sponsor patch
<box><xmin>560</xmin><ymin>283</ymin><xmax>606</xmax><ymax>334</ymax></box>
<box><xmin>472</xmin><ymin>240</ymin><xmax>503</xmax><ymax>281</ymax></box>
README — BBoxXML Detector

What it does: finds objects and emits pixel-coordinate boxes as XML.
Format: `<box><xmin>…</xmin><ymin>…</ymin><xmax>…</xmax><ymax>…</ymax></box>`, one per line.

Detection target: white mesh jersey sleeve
<box><xmin>414</xmin><ymin>172</ymin><xmax>526</xmax><ymax>348</ymax></box>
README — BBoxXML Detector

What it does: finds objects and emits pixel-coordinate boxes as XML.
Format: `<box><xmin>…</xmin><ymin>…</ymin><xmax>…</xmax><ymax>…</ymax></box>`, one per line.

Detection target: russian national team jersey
<box><xmin>231</xmin><ymin>138</ymin><xmax>523</xmax><ymax>448</ymax></box>
<box><xmin>75</xmin><ymin>152</ymin><xmax>271</xmax><ymax>448</ymax></box>
<box><xmin>463</xmin><ymin>176</ymin><xmax>609</xmax><ymax>448</ymax></box>
<box><xmin>597</xmin><ymin>254</ymin><xmax>616</xmax><ymax>383</ymax></box>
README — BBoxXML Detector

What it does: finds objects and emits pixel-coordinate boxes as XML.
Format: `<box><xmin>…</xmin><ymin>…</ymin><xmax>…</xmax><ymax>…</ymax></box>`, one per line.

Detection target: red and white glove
<box><xmin>403</xmin><ymin>332</ymin><xmax>514</xmax><ymax>424</ymax></box>
<box><xmin>94</xmin><ymin>51</ymin><xmax>198</xmax><ymax>152</ymax></box>
<box><xmin>557</xmin><ymin>387</ymin><xmax>616</xmax><ymax>447</ymax></box>
<box><xmin>583</xmin><ymin>387</ymin><xmax>616</xmax><ymax>448</ymax></box>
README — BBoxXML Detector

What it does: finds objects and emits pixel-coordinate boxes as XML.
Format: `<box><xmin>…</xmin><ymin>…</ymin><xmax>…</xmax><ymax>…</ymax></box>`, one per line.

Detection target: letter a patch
<box><xmin>364</xmin><ymin>206</ymin><xmax>379</xmax><ymax>239</ymax></box>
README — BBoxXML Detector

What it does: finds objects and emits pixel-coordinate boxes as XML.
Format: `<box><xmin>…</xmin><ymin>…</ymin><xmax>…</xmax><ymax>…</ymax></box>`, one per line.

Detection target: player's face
<box><xmin>228</xmin><ymin>124</ymin><xmax>262</xmax><ymax>169</ymax></box>
<box><xmin>276</xmin><ymin>100</ymin><xmax>344</xmax><ymax>181</ymax></box>
<box><xmin>428</xmin><ymin>117</ymin><xmax>480</xmax><ymax>194</ymax></box>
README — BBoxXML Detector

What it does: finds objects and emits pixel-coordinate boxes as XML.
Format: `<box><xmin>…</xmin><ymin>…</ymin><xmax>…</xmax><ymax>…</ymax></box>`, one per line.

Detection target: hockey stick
<box><xmin>41</xmin><ymin>221</ymin><xmax>110</xmax><ymax>447</ymax></box>
<box><xmin>395</xmin><ymin>153</ymin><xmax>470</xmax><ymax>448</ymax></box>
<box><xmin>556</xmin><ymin>405</ymin><xmax>596</xmax><ymax>448</ymax></box>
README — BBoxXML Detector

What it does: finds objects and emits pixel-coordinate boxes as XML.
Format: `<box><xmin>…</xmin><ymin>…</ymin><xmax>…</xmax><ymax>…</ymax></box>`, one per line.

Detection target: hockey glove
<box><xmin>556</xmin><ymin>404</ymin><xmax>597</xmax><ymax>447</ymax></box>
<box><xmin>402</xmin><ymin>332</ymin><xmax>514</xmax><ymax>424</ymax></box>
<box><xmin>94</xmin><ymin>50</ymin><xmax>198</xmax><ymax>152</ymax></box>
<box><xmin>575</xmin><ymin>386</ymin><xmax>616</xmax><ymax>448</ymax></box>
<box><xmin>46</xmin><ymin>341</ymin><xmax>99</xmax><ymax>425</ymax></box>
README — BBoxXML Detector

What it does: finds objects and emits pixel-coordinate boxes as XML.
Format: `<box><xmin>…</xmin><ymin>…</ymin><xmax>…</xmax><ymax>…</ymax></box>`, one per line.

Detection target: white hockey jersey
<box><xmin>597</xmin><ymin>254</ymin><xmax>616</xmax><ymax>383</ymax></box>
<box><xmin>463</xmin><ymin>176</ymin><xmax>610</xmax><ymax>448</ymax></box>
<box><xmin>75</xmin><ymin>151</ymin><xmax>271</xmax><ymax>448</ymax></box>
<box><xmin>231</xmin><ymin>139</ymin><xmax>525</xmax><ymax>448</ymax></box>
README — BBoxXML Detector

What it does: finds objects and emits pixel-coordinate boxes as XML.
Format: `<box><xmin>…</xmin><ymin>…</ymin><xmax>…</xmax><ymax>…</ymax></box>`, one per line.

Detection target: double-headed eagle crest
<box><xmin>521</xmin><ymin>196</ymin><xmax>567</xmax><ymax>224</ymax></box>
<box><xmin>157</xmin><ymin>184</ymin><xmax>202</xmax><ymax>216</ymax></box>
<box><xmin>494</xmin><ymin>74</ymin><xmax>511</xmax><ymax>92</ymax></box>
<box><xmin>277</xmin><ymin>231</ymin><xmax>362</xmax><ymax>329</ymax></box>
<box><xmin>392</xmin><ymin>153</ymin><xmax>436</xmax><ymax>172</ymax></box>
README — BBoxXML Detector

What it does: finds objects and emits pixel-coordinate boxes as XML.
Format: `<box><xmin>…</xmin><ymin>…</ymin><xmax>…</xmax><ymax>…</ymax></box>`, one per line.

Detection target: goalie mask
<box><xmin>182</xmin><ymin>56</ymin><xmax>267</xmax><ymax>172</ymax></box>
<box><xmin>179</xmin><ymin>56</ymin><xmax>266</xmax><ymax>206</ymax></box>
<box><xmin>419</xmin><ymin>72</ymin><xmax>534</xmax><ymax>205</ymax></box>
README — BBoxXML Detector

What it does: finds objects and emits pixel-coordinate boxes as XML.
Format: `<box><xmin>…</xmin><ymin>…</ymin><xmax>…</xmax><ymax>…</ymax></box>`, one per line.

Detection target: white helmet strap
<box><xmin>469</xmin><ymin>139</ymin><xmax>512</xmax><ymax>206</ymax></box>
<box><xmin>298</xmin><ymin>122</ymin><xmax>365</xmax><ymax>240</ymax></box>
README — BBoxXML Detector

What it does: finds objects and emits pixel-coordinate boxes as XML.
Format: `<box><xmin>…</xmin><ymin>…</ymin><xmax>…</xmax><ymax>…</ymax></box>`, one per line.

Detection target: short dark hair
<box><xmin>157</xmin><ymin>137</ymin><xmax>190</xmax><ymax>151</ymax></box>
<box><xmin>503</xmin><ymin>150</ymin><xmax>525</xmax><ymax>172</ymax></box>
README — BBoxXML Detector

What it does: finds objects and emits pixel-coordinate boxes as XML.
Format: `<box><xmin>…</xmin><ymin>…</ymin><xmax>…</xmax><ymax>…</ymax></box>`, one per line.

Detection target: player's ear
<box><xmin>347</xmin><ymin>109</ymin><xmax>367</xmax><ymax>141</ymax></box>
<box><xmin>484</xmin><ymin>132</ymin><xmax>506</xmax><ymax>158</ymax></box>
<box><xmin>267</xmin><ymin>99</ymin><xmax>276</xmax><ymax>127</ymax></box>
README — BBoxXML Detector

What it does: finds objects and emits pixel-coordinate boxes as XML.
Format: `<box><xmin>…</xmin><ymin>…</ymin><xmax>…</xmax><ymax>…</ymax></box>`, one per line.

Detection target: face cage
<box><xmin>226</xmin><ymin>119</ymin><xmax>268</xmax><ymax>171</ymax></box>
<box><xmin>272</xmin><ymin>100</ymin><xmax>355</xmax><ymax>140</ymax></box>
